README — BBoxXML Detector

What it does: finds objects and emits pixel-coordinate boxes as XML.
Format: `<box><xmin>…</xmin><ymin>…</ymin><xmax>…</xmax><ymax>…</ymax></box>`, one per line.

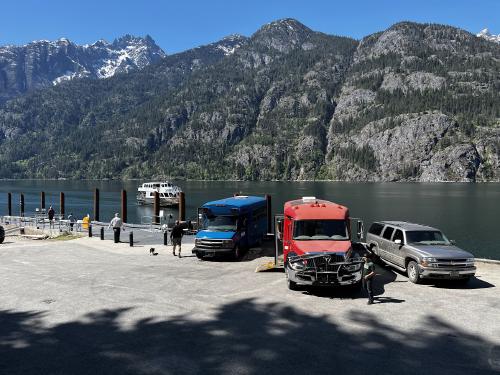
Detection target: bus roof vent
<box><xmin>302</xmin><ymin>196</ymin><xmax>316</xmax><ymax>203</ymax></box>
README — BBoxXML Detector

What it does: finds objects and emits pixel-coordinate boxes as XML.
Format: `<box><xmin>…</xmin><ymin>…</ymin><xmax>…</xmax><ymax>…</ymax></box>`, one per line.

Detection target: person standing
<box><xmin>363</xmin><ymin>252</ymin><xmax>376</xmax><ymax>305</ymax></box>
<box><xmin>68</xmin><ymin>213</ymin><xmax>77</xmax><ymax>231</ymax></box>
<box><xmin>109</xmin><ymin>213</ymin><xmax>124</xmax><ymax>243</ymax></box>
<box><xmin>48</xmin><ymin>206</ymin><xmax>55</xmax><ymax>228</ymax></box>
<box><xmin>170</xmin><ymin>220</ymin><xmax>184</xmax><ymax>258</ymax></box>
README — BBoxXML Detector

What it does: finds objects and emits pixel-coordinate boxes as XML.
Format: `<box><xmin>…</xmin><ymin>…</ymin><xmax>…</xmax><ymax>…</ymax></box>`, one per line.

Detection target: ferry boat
<box><xmin>137</xmin><ymin>181</ymin><xmax>182</xmax><ymax>206</ymax></box>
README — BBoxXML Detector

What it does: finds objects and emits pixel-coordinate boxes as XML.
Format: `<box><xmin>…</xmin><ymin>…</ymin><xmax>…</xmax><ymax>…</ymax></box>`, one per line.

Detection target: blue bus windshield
<box><xmin>203</xmin><ymin>215</ymin><xmax>238</xmax><ymax>232</ymax></box>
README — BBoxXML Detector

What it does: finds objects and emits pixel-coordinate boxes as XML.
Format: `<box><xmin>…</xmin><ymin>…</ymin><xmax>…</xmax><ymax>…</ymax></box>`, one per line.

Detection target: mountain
<box><xmin>477</xmin><ymin>28</ymin><xmax>500</xmax><ymax>44</ymax></box>
<box><xmin>0</xmin><ymin>20</ymin><xmax>498</xmax><ymax>182</ymax></box>
<box><xmin>0</xmin><ymin>35</ymin><xmax>166</xmax><ymax>103</ymax></box>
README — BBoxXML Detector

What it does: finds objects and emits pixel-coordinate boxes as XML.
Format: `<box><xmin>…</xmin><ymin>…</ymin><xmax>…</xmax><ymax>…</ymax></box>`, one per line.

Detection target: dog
<box><xmin>149</xmin><ymin>248</ymin><xmax>158</xmax><ymax>256</ymax></box>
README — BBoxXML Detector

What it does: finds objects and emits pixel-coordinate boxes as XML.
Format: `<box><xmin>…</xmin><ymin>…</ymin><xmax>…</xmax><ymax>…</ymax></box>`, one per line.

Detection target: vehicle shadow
<box><xmin>429</xmin><ymin>277</ymin><xmax>495</xmax><ymax>290</ymax></box>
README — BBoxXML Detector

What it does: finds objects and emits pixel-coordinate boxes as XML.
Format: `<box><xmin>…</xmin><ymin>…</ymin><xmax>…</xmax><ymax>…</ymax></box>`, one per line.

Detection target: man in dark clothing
<box><xmin>170</xmin><ymin>220</ymin><xmax>184</xmax><ymax>258</ymax></box>
<box><xmin>363</xmin><ymin>252</ymin><xmax>376</xmax><ymax>305</ymax></box>
<box><xmin>48</xmin><ymin>206</ymin><xmax>55</xmax><ymax>228</ymax></box>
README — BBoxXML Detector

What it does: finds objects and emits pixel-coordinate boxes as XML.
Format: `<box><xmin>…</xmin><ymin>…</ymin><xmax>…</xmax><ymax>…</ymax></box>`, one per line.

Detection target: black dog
<box><xmin>149</xmin><ymin>248</ymin><xmax>158</xmax><ymax>256</ymax></box>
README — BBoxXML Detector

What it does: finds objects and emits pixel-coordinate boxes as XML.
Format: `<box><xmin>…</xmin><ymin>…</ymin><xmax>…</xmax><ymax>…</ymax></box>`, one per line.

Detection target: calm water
<box><xmin>0</xmin><ymin>180</ymin><xmax>499</xmax><ymax>259</ymax></box>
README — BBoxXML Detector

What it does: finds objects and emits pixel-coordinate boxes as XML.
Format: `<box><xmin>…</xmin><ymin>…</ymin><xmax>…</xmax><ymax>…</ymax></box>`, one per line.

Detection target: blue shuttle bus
<box><xmin>193</xmin><ymin>195</ymin><xmax>268</xmax><ymax>259</ymax></box>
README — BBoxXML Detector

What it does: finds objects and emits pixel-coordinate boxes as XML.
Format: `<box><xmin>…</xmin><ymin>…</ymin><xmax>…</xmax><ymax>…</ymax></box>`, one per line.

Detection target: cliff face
<box><xmin>0</xmin><ymin>20</ymin><xmax>499</xmax><ymax>181</ymax></box>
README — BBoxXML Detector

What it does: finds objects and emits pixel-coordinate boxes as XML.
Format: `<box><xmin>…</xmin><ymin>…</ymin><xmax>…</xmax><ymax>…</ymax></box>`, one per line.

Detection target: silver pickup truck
<box><xmin>366</xmin><ymin>221</ymin><xmax>476</xmax><ymax>283</ymax></box>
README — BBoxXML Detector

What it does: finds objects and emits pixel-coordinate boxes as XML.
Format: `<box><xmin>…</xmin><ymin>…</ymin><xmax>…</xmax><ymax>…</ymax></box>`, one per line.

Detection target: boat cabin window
<box><xmin>293</xmin><ymin>220</ymin><xmax>349</xmax><ymax>240</ymax></box>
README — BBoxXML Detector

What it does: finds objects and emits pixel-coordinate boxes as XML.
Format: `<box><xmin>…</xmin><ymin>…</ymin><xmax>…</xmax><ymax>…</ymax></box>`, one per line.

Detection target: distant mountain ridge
<box><xmin>0</xmin><ymin>19</ymin><xmax>499</xmax><ymax>182</ymax></box>
<box><xmin>477</xmin><ymin>28</ymin><xmax>500</xmax><ymax>43</ymax></box>
<box><xmin>0</xmin><ymin>35</ymin><xmax>166</xmax><ymax>103</ymax></box>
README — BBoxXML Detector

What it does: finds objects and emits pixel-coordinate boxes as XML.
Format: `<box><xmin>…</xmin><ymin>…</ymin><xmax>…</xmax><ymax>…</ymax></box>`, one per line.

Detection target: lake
<box><xmin>0</xmin><ymin>180</ymin><xmax>498</xmax><ymax>260</ymax></box>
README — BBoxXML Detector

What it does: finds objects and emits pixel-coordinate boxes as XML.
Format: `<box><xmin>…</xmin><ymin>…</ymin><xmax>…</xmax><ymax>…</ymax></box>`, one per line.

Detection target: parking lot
<box><xmin>0</xmin><ymin>234</ymin><xmax>499</xmax><ymax>374</ymax></box>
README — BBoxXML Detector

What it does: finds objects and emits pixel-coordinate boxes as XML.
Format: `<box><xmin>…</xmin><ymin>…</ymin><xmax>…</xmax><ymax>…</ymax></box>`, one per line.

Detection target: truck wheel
<box><xmin>286</xmin><ymin>269</ymin><xmax>299</xmax><ymax>291</ymax></box>
<box><xmin>195</xmin><ymin>252</ymin><xmax>204</xmax><ymax>260</ymax></box>
<box><xmin>0</xmin><ymin>226</ymin><xmax>4</xmax><ymax>244</ymax></box>
<box><xmin>407</xmin><ymin>260</ymin><xmax>421</xmax><ymax>284</ymax></box>
<box><xmin>233</xmin><ymin>246</ymin><xmax>242</xmax><ymax>261</ymax></box>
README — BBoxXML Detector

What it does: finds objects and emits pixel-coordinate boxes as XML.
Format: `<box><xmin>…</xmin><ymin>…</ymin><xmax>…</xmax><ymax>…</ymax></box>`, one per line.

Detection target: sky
<box><xmin>2</xmin><ymin>0</ymin><xmax>500</xmax><ymax>53</ymax></box>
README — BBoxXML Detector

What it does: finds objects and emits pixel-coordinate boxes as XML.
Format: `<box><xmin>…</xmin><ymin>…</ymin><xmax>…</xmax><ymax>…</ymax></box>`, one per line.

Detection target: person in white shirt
<box><xmin>108</xmin><ymin>213</ymin><xmax>124</xmax><ymax>243</ymax></box>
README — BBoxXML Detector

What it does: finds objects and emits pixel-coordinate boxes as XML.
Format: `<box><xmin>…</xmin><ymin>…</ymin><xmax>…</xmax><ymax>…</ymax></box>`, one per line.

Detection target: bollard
<box><xmin>7</xmin><ymin>192</ymin><xmax>12</xmax><ymax>216</ymax></box>
<box><xmin>100</xmin><ymin>227</ymin><xmax>104</xmax><ymax>240</ymax></box>
<box><xmin>153</xmin><ymin>191</ymin><xmax>160</xmax><ymax>225</ymax></box>
<box><xmin>94</xmin><ymin>188</ymin><xmax>100</xmax><ymax>222</ymax></box>
<box><xmin>89</xmin><ymin>225</ymin><xmax>92</xmax><ymax>237</ymax></box>
<box><xmin>164</xmin><ymin>230</ymin><xmax>168</xmax><ymax>246</ymax></box>
<box><xmin>60</xmin><ymin>192</ymin><xmax>65</xmax><ymax>219</ymax></box>
<box><xmin>121</xmin><ymin>189</ymin><xmax>127</xmax><ymax>224</ymax></box>
<box><xmin>179</xmin><ymin>192</ymin><xmax>186</xmax><ymax>222</ymax></box>
<box><xmin>129</xmin><ymin>231</ymin><xmax>133</xmax><ymax>247</ymax></box>
<box><xmin>266</xmin><ymin>194</ymin><xmax>272</xmax><ymax>234</ymax></box>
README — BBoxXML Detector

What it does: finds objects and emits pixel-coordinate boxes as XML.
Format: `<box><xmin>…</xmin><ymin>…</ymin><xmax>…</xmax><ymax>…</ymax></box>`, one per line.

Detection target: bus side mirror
<box><xmin>357</xmin><ymin>220</ymin><xmax>364</xmax><ymax>240</ymax></box>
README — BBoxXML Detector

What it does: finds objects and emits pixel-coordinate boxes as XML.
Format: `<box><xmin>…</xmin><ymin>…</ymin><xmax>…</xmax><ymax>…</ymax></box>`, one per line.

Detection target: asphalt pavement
<box><xmin>0</xmin><ymin>235</ymin><xmax>499</xmax><ymax>374</ymax></box>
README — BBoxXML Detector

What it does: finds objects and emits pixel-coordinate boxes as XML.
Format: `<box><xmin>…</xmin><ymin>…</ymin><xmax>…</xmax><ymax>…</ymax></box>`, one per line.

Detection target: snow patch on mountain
<box><xmin>477</xmin><ymin>28</ymin><xmax>500</xmax><ymax>43</ymax></box>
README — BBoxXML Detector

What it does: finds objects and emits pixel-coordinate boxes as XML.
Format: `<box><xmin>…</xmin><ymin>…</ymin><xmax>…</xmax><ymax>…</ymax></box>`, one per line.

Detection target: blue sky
<box><xmin>2</xmin><ymin>0</ymin><xmax>499</xmax><ymax>53</ymax></box>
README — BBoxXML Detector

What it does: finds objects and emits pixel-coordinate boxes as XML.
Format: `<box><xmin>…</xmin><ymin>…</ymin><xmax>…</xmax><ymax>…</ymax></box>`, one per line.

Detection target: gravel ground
<box><xmin>0</xmin><ymin>235</ymin><xmax>499</xmax><ymax>375</ymax></box>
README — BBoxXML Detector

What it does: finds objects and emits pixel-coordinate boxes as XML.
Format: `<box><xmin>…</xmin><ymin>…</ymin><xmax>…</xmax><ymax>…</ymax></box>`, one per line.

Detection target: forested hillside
<box><xmin>0</xmin><ymin>20</ymin><xmax>499</xmax><ymax>181</ymax></box>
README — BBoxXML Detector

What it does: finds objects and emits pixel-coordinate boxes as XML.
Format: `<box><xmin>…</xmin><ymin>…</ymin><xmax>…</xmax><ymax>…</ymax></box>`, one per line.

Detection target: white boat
<box><xmin>137</xmin><ymin>181</ymin><xmax>182</xmax><ymax>206</ymax></box>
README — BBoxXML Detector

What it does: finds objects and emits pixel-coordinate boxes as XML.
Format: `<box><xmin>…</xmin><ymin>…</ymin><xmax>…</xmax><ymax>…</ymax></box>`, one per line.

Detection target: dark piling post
<box><xmin>179</xmin><ymin>192</ymin><xmax>186</xmax><ymax>222</ymax></box>
<box><xmin>121</xmin><ymin>190</ymin><xmax>127</xmax><ymax>224</ymax></box>
<box><xmin>7</xmin><ymin>193</ymin><xmax>12</xmax><ymax>216</ymax></box>
<box><xmin>40</xmin><ymin>191</ymin><xmax>45</xmax><ymax>210</ymax></box>
<box><xmin>94</xmin><ymin>188</ymin><xmax>100</xmax><ymax>222</ymax></box>
<box><xmin>164</xmin><ymin>230</ymin><xmax>168</xmax><ymax>246</ymax></box>
<box><xmin>153</xmin><ymin>191</ymin><xmax>160</xmax><ymax>225</ymax></box>
<box><xmin>100</xmin><ymin>227</ymin><xmax>104</xmax><ymax>240</ymax></box>
<box><xmin>60</xmin><ymin>192</ymin><xmax>65</xmax><ymax>219</ymax></box>
<box><xmin>89</xmin><ymin>225</ymin><xmax>92</xmax><ymax>237</ymax></box>
<box><xmin>129</xmin><ymin>231</ymin><xmax>133</xmax><ymax>247</ymax></box>
<box><xmin>266</xmin><ymin>194</ymin><xmax>272</xmax><ymax>234</ymax></box>
<box><xmin>20</xmin><ymin>194</ymin><xmax>25</xmax><ymax>217</ymax></box>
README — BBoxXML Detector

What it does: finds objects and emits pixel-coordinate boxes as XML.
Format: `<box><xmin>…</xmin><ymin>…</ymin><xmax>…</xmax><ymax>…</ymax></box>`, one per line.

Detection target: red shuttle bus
<box><xmin>276</xmin><ymin>197</ymin><xmax>365</xmax><ymax>290</ymax></box>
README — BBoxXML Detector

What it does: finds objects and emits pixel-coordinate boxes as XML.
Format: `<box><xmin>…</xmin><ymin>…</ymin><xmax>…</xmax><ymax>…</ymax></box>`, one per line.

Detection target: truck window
<box><xmin>393</xmin><ymin>229</ymin><xmax>404</xmax><ymax>244</ymax></box>
<box><xmin>368</xmin><ymin>223</ymin><xmax>384</xmax><ymax>236</ymax></box>
<box><xmin>203</xmin><ymin>215</ymin><xmax>238</xmax><ymax>232</ymax></box>
<box><xmin>293</xmin><ymin>220</ymin><xmax>348</xmax><ymax>240</ymax></box>
<box><xmin>382</xmin><ymin>226</ymin><xmax>394</xmax><ymax>240</ymax></box>
<box><xmin>406</xmin><ymin>231</ymin><xmax>449</xmax><ymax>245</ymax></box>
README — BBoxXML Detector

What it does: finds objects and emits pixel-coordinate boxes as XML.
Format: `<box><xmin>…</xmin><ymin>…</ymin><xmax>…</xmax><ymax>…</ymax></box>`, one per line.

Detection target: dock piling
<box><xmin>266</xmin><ymin>194</ymin><xmax>272</xmax><ymax>234</ymax></box>
<box><xmin>129</xmin><ymin>231</ymin><xmax>133</xmax><ymax>247</ymax></box>
<box><xmin>179</xmin><ymin>192</ymin><xmax>186</xmax><ymax>222</ymax></box>
<box><xmin>89</xmin><ymin>225</ymin><xmax>92</xmax><ymax>237</ymax></box>
<box><xmin>40</xmin><ymin>191</ymin><xmax>45</xmax><ymax>211</ymax></box>
<box><xmin>20</xmin><ymin>194</ymin><xmax>24</xmax><ymax>217</ymax></box>
<box><xmin>121</xmin><ymin>190</ymin><xmax>127</xmax><ymax>223</ymax></box>
<box><xmin>7</xmin><ymin>193</ymin><xmax>12</xmax><ymax>216</ymax></box>
<box><xmin>60</xmin><ymin>192</ymin><xmax>65</xmax><ymax>219</ymax></box>
<box><xmin>164</xmin><ymin>231</ymin><xmax>168</xmax><ymax>246</ymax></box>
<box><xmin>153</xmin><ymin>192</ymin><xmax>160</xmax><ymax>225</ymax></box>
<box><xmin>100</xmin><ymin>227</ymin><xmax>104</xmax><ymax>240</ymax></box>
<box><xmin>94</xmin><ymin>188</ymin><xmax>100</xmax><ymax>222</ymax></box>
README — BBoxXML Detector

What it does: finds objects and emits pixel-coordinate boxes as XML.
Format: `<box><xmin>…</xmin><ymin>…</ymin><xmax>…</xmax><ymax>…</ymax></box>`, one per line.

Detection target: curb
<box><xmin>476</xmin><ymin>258</ymin><xmax>500</xmax><ymax>265</ymax></box>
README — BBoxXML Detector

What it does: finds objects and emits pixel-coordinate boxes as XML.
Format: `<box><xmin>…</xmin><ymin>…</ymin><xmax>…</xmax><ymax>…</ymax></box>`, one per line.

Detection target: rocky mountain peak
<box><xmin>251</xmin><ymin>18</ymin><xmax>314</xmax><ymax>52</ymax></box>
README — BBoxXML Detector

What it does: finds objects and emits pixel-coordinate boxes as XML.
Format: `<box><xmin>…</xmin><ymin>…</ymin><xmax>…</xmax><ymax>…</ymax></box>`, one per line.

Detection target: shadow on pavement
<box><xmin>0</xmin><ymin>299</ymin><xmax>498</xmax><ymax>375</ymax></box>
<box><xmin>429</xmin><ymin>277</ymin><xmax>495</xmax><ymax>289</ymax></box>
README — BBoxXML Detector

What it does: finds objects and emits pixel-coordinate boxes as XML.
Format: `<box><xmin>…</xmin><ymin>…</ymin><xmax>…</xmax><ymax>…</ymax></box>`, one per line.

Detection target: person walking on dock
<box><xmin>109</xmin><ymin>213</ymin><xmax>124</xmax><ymax>243</ymax></box>
<box><xmin>48</xmin><ymin>206</ymin><xmax>55</xmax><ymax>228</ymax></box>
<box><xmin>171</xmin><ymin>220</ymin><xmax>184</xmax><ymax>257</ymax></box>
<box><xmin>363</xmin><ymin>252</ymin><xmax>376</xmax><ymax>305</ymax></box>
